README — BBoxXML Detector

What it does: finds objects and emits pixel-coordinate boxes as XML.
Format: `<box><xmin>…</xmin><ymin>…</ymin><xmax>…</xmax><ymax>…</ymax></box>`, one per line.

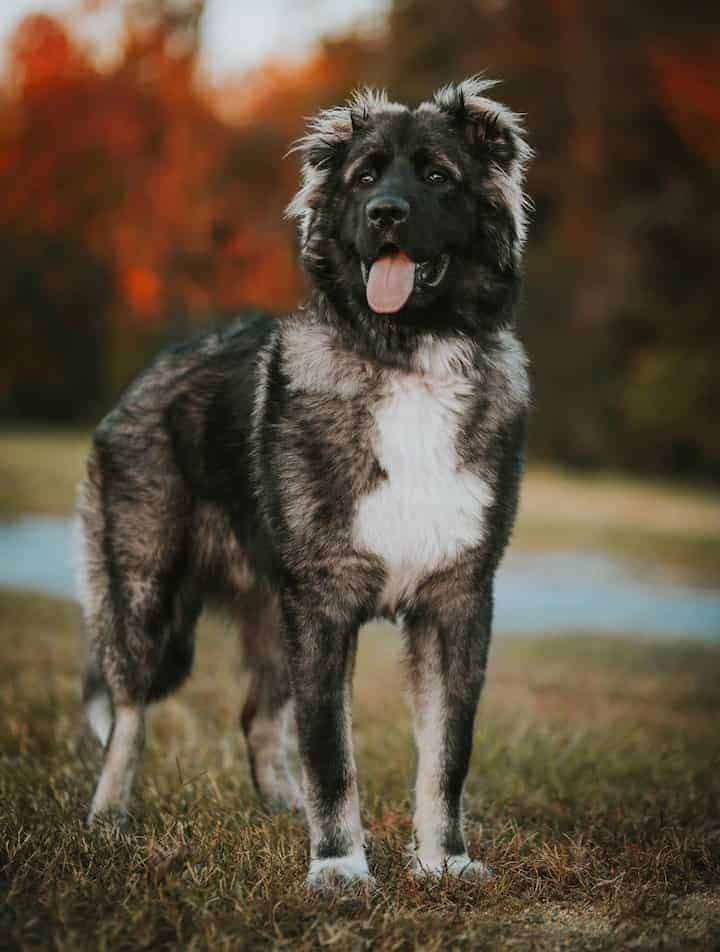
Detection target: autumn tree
<box><xmin>1</xmin><ymin>0</ymin><xmax>717</xmax><ymax>478</ymax></box>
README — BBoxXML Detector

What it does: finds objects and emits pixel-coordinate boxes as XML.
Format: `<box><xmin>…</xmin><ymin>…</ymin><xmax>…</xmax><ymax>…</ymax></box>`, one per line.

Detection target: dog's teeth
<box><xmin>361</xmin><ymin>261</ymin><xmax>369</xmax><ymax>285</ymax></box>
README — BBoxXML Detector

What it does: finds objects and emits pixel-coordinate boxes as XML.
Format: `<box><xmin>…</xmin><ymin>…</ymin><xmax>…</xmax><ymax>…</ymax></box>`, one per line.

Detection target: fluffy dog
<box><xmin>77</xmin><ymin>76</ymin><xmax>532</xmax><ymax>888</ymax></box>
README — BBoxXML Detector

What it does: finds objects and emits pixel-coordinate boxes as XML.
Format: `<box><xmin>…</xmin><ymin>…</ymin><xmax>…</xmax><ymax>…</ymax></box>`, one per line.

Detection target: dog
<box><xmin>77</xmin><ymin>76</ymin><xmax>532</xmax><ymax>888</ymax></box>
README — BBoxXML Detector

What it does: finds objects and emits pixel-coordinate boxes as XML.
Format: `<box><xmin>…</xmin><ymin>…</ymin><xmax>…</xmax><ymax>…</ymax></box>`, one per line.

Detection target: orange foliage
<box><xmin>122</xmin><ymin>265</ymin><xmax>162</xmax><ymax>319</ymax></box>
<box><xmin>0</xmin><ymin>10</ymin><xmax>354</xmax><ymax>334</ymax></box>
<box><xmin>9</xmin><ymin>14</ymin><xmax>89</xmax><ymax>91</ymax></box>
<box><xmin>650</xmin><ymin>42</ymin><xmax>720</xmax><ymax>164</ymax></box>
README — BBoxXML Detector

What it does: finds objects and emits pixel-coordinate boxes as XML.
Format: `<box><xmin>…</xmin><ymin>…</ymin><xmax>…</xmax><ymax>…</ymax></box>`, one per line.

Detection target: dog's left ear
<box><xmin>434</xmin><ymin>77</ymin><xmax>532</xmax><ymax>171</ymax></box>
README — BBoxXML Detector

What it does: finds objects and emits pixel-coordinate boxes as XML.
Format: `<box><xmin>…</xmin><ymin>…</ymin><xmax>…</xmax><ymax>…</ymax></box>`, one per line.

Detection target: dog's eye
<box><xmin>426</xmin><ymin>169</ymin><xmax>448</xmax><ymax>185</ymax></box>
<box><xmin>357</xmin><ymin>170</ymin><xmax>377</xmax><ymax>186</ymax></box>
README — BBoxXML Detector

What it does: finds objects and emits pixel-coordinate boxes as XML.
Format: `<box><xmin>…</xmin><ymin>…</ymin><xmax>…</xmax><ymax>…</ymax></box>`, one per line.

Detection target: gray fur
<box><xmin>78</xmin><ymin>77</ymin><xmax>531</xmax><ymax>887</ymax></box>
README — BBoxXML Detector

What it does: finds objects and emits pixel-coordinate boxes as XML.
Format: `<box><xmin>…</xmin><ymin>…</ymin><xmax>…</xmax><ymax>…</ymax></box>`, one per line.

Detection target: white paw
<box><xmin>412</xmin><ymin>853</ymin><xmax>493</xmax><ymax>881</ymax></box>
<box><xmin>306</xmin><ymin>852</ymin><xmax>373</xmax><ymax>890</ymax></box>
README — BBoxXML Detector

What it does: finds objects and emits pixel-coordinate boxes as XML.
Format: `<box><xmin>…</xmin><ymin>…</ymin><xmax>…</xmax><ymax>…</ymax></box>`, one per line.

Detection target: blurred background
<box><xmin>1</xmin><ymin>0</ymin><xmax>719</xmax><ymax>477</ymax></box>
<box><xmin>0</xmin><ymin>0</ymin><xmax>719</xmax><ymax>635</ymax></box>
<box><xmin>2</xmin><ymin>8</ymin><xmax>720</xmax><ymax>945</ymax></box>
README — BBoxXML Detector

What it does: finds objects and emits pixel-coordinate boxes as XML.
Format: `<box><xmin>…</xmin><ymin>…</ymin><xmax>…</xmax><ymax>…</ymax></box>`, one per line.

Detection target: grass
<box><xmin>0</xmin><ymin>429</ymin><xmax>89</xmax><ymax>519</ymax></box>
<box><xmin>2</xmin><ymin>589</ymin><xmax>719</xmax><ymax>949</ymax></box>
<box><xmin>1</xmin><ymin>429</ymin><xmax>719</xmax><ymax>945</ymax></box>
<box><xmin>2</xmin><ymin>428</ymin><xmax>720</xmax><ymax>583</ymax></box>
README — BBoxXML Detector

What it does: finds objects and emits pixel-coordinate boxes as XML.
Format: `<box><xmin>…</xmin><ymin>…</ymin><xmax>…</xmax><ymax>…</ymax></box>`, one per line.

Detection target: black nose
<box><xmin>366</xmin><ymin>195</ymin><xmax>410</xmax><ymax>229</ymax></box>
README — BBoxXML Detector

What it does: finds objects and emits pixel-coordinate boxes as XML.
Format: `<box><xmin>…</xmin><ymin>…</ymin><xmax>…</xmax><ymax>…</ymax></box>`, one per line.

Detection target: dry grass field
<box><xmin>1</xmin><ymin>591</ymin><xmax>719</xmax><ymax>950</ymax></box>
<box><xmin>1</xmin><ymin>429</ymin><xmax>719</xmax><ymax>948</ymax></box>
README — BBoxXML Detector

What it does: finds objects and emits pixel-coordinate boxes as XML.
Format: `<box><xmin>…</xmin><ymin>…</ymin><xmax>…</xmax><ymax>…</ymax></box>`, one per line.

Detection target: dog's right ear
<box><xmin>287</xmin><ymin>87</ymin><xmax>387</xmax><ymax>176</ymax></box>
<box><xmin>291</xmin><ymin>106</ymin><xmax>354</xmax><ymax>174</ymax></box>
<box><xmin>285</xmin><ymin>106</ymin><xmax>355</xmax><ymax>246</ymax></box>
<box><xmin>285</xmin><ymin>89</ymin><xmax>388</xmax><ymax>242</ymax></box>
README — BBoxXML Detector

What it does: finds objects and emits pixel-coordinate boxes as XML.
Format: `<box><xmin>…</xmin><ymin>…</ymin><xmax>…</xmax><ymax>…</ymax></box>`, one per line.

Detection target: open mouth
<box><xmin>360</xmin><ymin>246</ymin><xmax>450</xmax><ymax>314</ymax></box>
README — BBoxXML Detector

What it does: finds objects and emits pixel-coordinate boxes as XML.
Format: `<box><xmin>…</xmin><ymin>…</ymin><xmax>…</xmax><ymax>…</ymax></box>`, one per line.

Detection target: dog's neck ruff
<box><xmin>282</xmin><ymin>313</ymin><xmax>484</xmax><ymax>400</ymax></box>
<box><xmin>306</xmin><ymin>285</ymin><xmax>520</xmax><ymax>374</ymax></box>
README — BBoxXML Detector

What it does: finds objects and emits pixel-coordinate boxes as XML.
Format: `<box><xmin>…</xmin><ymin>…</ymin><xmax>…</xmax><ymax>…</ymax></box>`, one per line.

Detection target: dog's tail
<box><xmin>75</xmin><ymin>452</ymin><xmax>114</xmax><ymax>748</ymax></box>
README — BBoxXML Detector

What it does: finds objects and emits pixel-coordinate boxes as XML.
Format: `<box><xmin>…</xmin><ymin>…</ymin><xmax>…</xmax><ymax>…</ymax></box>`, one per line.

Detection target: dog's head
<box><xmin>287</xmin><ymin>77</ymin><xmax>532</xmax><ymax>333</ymax></box>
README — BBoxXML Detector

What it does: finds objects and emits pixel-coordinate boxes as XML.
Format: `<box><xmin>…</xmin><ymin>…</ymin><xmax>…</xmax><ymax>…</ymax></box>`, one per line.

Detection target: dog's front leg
<box><xmin>403</xmin><ymin>575</ymin><xmax>494</xmax><ymax>880</ymax></box>
<box><xmin>281</xmin><ymin>586</ymin><xmax>369</xmax><ymax>889</ymax></box>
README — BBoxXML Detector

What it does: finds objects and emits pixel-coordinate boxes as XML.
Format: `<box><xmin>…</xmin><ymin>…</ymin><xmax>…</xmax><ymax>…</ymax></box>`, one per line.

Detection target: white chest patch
<box><xmin>353</xmin><ymin>372</ymin><xmax>493</xmax><ymax>609</ymax></box>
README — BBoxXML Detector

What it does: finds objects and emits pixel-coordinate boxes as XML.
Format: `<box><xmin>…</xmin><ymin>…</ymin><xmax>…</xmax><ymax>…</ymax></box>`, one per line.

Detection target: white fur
<box><xmin>412</xmin><ymin>852</ymin><xmax>492</xmax><ymax>880</ymax></box>
<box><xmin>307</xmin><ymin>851</ymin><xmax>371</xmax><ymax>888</ymax></box>
<box><xmin>87</xmin><ymin>704</ymin><xmax>144</xmax><ymax>824</ymax></box>
<box><xmin>86</xmin><ymin>692</ymin><xmax>113</xmax><ymax>748</ymax></box>
<box><xmin>487</xmin><ymin>161</ymin><xmax>530</xmax><ymax>254</ymax></box>
<box><xmin>282</xmin><ymin>321</ymin><xmax>367</xmax><ymax>398</ymax></box>
<box><xmin>353</xmin><ymin>366</ymin><xmax>493</xmax><ymax>610</ymax></box>
<box><xmin>493</xmin><ymin>328</ymin><xmax>530</xmax><ymax>402</ymax></box>
<box><xmin>402</xmin><ymin>587</ymin><xmax>493</xmax><ymax>879</ymax></box>
<box><xmin>414</xmin><ymin>335</ymin><xmax>478</xmax><ymax>377</ymax></box>
<box><xmin>411</xmin><ymin>663</ymin><xmax>448</xmax><ymax>867</ymax></box>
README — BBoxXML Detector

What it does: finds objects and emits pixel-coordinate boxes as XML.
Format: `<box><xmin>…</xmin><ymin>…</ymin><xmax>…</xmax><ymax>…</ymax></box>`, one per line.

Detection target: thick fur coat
<box><xmin>78</xmin><ymin>77</ymin><xmax>532</xmax><ymax>887</ymax></box>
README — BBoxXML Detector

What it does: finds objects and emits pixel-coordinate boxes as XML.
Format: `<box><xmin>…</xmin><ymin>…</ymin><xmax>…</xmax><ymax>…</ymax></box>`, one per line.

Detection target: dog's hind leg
<box><xmin>83</xmin><ymin>589</ymin><xmax>200</xmax><ymax>826</ymax></box>
<box><xmin>83</xmin><ymin>601</ymin><xmax>199</xmax><ymax>826</ymax></box>
<box><xmin>81</xmin><ymin>613</ymin><xmax>147</xmax><ymax>827</ymax></box>
<box><xmin>83</xmin><ymin>584</ymin><xmax>200</xmax><ymax>826</ymax></box>
<box><xmin>238</xmin><ymin>587</ymin><xmax>302</xmax><ymax>811</ymax></box>
<box><xmin>86</xmin><ymin>699</ymin><xmax>145</xmax><ymax>827</ymax></box>
<box><xmin>402</xmin><ymin>573</ymin><xmax>494</xmax><ymax>880</ymax></box>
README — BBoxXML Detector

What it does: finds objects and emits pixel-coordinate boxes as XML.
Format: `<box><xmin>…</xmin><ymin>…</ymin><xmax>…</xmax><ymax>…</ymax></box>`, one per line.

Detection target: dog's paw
<box><xmin>412</xmin><ymin>853</ymin><xmax>493</xmax><ymax>881</ymax></box>
<box><xmin>254</xmin><ymin>762</ymin><xmax>305</xmax><ymax>815</ymax></box>
<box><xmin>273</xmin><ymin>791</ymin><xmax>305</xmax><ymax>815</ymax></box>
<box><xmin>261</xmin><ymin>777</ymin><xmax>304</xmax><ymax>816</ymax></box>
<box><xmin>306</xmin><ymin>852</ymin><xmax>374</xmax><ymax>891</ymax></box>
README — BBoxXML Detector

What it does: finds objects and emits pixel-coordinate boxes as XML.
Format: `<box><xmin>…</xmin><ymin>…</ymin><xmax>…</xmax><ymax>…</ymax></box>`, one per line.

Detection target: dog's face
<box><xmin>287</xmin><ymin>78</ymin><xmax>532</xmax><ymax>334</ymax></box>
<box><xmin>338</xmin><ymin>111</ymin><xmax>476</xmax><ymax>315</ymax></box>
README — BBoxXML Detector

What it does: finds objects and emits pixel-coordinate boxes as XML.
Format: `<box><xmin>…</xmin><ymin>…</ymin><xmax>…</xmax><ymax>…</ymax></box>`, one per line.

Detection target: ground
<box><xmin>2</xmin><ymin>593</ymin><xmax>719</xmax><ymax>949</ymax></box>
<box><xmin>1</xmin><ymin>430</ymin><xmax>719</xmax><ymax>949</ymax></box>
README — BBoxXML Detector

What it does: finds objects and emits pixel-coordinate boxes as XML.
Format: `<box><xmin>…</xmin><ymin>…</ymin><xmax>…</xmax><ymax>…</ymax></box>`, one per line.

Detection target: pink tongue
<box><xmin>366</xmin><ymin>252</ymin><xmax>415</xmax><ymax>314</ymax></box>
